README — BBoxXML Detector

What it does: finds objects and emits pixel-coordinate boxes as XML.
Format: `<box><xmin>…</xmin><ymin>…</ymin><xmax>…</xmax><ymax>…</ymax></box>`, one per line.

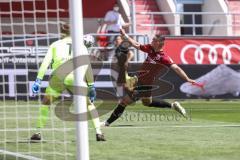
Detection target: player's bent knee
<box><xmin>119</xmin><ymin>101</ymin><xmax>127</xmax><ymax>107</ymax></box>
<box><xmin>119</xmin><ymin>99</ymin><xmax>131</xmax><ymax>107</ymax></box>
<box><xmin>120</xmin><ymin>96</ymin><xmax>135</xmax><ymax>106</ymax></box>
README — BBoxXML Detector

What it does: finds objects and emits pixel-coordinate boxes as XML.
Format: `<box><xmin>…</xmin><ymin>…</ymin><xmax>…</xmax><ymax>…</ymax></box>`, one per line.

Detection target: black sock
<box><xmin>106</xmin><ymin>104</ymin><xmax>126</xmax><ymax>124</ymax></box>
<box><xmin>148</xmin><ymin>100</ymin><xmax>171</xmax><ymax>108</ymax></box>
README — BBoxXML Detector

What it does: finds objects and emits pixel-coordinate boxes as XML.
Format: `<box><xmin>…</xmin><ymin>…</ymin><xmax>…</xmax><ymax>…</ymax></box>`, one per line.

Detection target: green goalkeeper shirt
<box><xmin>37</xmin><ymin>37</ymin><xmax>94</xmax><ymax>86</ymax></box>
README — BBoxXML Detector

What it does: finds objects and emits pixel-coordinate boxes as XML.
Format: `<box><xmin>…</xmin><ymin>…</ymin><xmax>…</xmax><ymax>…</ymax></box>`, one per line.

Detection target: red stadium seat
<box><xmin>96</xmin><ymin>23</ymin><xmax>108</xmax><ymax>47</ymax></box>
<box><xmin>97</xmin><ymin>32</ymin><xmax>108</xmax><ymax>47</ymax></box>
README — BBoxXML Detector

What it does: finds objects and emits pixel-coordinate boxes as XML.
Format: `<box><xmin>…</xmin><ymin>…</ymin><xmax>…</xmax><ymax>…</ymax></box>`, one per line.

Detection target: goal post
<box><xmin>0</xmin><ymin>0</ymin><xmax>90</xmax><ymax>159</ymax></box>
<box><xmin>69</xmin><ymin>0</ymin><xmax>90</xmax><ymax>160</ymax></box>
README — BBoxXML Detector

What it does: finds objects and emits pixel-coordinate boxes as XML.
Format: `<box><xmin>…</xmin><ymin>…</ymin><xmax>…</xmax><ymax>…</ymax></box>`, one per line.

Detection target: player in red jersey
<box><xmin>102</xmin><ymin>29</ymin><xmax>196</xmax><ymax>126</ymax></box>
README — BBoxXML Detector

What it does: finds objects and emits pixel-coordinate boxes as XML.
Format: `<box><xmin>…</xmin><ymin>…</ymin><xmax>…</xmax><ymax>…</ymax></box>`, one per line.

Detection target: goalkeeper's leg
<box><xmin>37</xmin><ymin>86</ymin><xmax>61</xmax><ymax>128</ymax></box>
<box><xmin>87</xmin><ymin>100</ymin><xmax>106</xmax><ymax>141</ymax></box>
<box><xmin>65</xmin><ymin>76</ymin><xmax>106</xmax><ymax>141</ymax></box>
<box><xmin>31</xmin><ymin>87</ymin><xmax>61</xmax><ymax>141</ymax></box>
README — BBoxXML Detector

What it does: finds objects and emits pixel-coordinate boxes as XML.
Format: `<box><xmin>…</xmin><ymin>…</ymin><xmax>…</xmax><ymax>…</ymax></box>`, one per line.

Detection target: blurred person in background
<box><xmin>114</xmin><ymin>35</ymin><xmax>134</xmax><ymax>88</ymax></box>
<box><xmin>104</xmin><ymin>3</ymin><xmax>131</xmax><ymax>46</ymax></box>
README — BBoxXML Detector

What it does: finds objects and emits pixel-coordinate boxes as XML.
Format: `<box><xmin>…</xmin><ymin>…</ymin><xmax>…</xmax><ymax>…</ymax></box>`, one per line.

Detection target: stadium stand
<box><xmin>226</xmin><ymin>0</ymin><xmax>240</xmax><ymax>35</ymax></box>
<box><xmin>1</xmin><ymin>0</ymin><xmax>239</xmax><ymax>37</ymax></box>
<box><xmin>135</xmin><ymin>0</ymin><xmax>169</xmax><ymax>35</ymax></box>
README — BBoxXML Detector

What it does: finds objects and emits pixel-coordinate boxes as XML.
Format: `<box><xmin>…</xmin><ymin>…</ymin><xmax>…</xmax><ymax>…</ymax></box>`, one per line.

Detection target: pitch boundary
<box><xmin>0</xmin><ymin>124</ymin><xmax>240</xmax><ymax>132</ymax></box>
<box><xmin>107</xmin><ymin>124</ymin><xmax>240</xmax><ymax>129</ymax></box>
<box><xmin>0</xmin><ymin>149</ymin><xmax>42</xmax><ymax>160</ymax></box>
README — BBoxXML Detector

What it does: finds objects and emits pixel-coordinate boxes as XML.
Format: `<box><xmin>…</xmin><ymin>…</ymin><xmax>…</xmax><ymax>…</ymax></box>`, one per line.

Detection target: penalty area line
<box><xmin>0</xmin><ymin>149</ymin><xmax>42</xmax><ymax>160</ymax></box>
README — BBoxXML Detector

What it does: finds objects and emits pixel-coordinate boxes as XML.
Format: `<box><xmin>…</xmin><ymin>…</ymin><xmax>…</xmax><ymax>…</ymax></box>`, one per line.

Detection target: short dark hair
<box><xmin>154</xmin><ymin>35</ymin><xmax>165</xmax><ymax>41</ymax></box>
<box><xmin>115</xmin><ymin>35</ymin><xmax>122</xmax><ymax>41</ymax></box>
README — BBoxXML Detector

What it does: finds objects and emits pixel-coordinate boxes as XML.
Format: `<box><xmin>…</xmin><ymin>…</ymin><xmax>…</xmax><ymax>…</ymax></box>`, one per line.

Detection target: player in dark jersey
<box><xmin>114</xmin><ymin>35</ymin><xmax>134</xmax><ymax>85</ymax></box>
<box><xmin>102</xmin><ymin>29</ymin><xmax>196</xmax><ymax>126</ymax></box>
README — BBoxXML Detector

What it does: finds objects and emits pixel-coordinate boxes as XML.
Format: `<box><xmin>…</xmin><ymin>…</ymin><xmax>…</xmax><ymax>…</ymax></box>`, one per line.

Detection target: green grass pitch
<box><xmin>0</xmin><ymin>100</ymin><xmax>240</xmax><ymax>160</ymax></box>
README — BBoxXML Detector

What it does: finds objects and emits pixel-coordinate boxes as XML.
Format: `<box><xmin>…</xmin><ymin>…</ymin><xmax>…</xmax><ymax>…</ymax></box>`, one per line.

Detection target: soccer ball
<box><xmin>83</xmin><ymin>34</ymin><xmax>95</xmax><ymax>48</ymax></box>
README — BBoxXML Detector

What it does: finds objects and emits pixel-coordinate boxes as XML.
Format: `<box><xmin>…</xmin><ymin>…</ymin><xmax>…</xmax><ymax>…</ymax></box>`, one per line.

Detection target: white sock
<box><xmin>87</xmin><ymin>103</ymin><xmax>102</xmax><ymax>135</ymax></box>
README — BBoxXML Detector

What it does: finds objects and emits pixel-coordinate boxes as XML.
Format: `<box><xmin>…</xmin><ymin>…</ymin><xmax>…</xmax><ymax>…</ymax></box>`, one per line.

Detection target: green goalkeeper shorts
<box><xmin>45</xmin><ymin>74</ymin><xmax>74</xmax><ymax>98</ymax></box>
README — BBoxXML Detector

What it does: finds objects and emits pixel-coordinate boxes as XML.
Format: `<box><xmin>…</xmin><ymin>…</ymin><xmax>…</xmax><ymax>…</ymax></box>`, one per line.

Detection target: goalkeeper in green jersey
<box><xmin>30</xmin><ymin>25</ymin><xmax>106</xmax><ymax>142</ymax></box>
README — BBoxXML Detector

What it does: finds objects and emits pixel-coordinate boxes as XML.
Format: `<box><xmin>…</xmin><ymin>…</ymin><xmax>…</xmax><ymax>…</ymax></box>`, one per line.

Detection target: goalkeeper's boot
<box><xmin>96</xmin><ymin>134</ymin><xmax>106</xmax><ymax>141</ymax></box>
<box><xmin>125</xmin><ymin>75</ymin><xmax>138</xmax><ymax>91</ymax></box>
<box><xmin>30</xmin><ymin>132</ymin><xmax>41</xmax><ymax>142</ymax></box>
<box><xmin>171</xmin><ymin>101</ymin><xmax>187</xmax><ymax>117</ymax></box>
<box><xmin>100</xmin><ymin>121</ymin><xmax>110</xmax><ymax>127</ymax></box>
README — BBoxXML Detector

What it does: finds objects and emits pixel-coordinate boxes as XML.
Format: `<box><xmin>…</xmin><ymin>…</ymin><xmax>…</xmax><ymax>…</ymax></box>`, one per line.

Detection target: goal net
<box><xmin>0</xmin><ymin>0</ymin><xmax>77</xmax><ymax>159</ymax></box>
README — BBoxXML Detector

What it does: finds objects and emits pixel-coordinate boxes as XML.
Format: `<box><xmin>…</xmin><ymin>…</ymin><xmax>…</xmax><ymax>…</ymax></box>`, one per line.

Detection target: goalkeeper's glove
<box><xmin>88</xmin><ymin>84</ymin><xmax>96</xmax><ymax>103</ymax></box>
<box><xmin>32</xmin><ymin>78</ymin><xmax>41</xmax><ymax>94</ymax></box>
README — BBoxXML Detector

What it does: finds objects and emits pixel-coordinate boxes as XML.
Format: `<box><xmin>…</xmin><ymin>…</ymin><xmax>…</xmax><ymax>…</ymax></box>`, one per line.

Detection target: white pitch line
<box><xmin>170</xmin><ymin>124</ymin><xmax>240</xmax><ymax>128</ymax></box>
<box><xmin>0</xmin><ymin>124</ymin><xmax>240</xmax><ymax>133</ymax></box>
<box><xmin>0</xmin><ymin>149</ymin><xmax>42</xmax><ymax>160</ymax></box>
<box><xmin>105</xmin><ymin>124</ymin><xmax>240</xmax><ymax>129</ymax></box>
<box><xmin>0</xmin><ymin>128</ymin><xmax>74</xmax><ymax>132</ymax></box>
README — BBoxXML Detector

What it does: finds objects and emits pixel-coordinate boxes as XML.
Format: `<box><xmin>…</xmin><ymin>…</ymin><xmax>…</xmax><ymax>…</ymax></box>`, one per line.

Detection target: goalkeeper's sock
<box><xmin>106</xmin><ymin>104</ymin><xmax>126</xmax><ymax>124</ymax></box>
<box><xmin>148</xmin><ymin>100</ymin><xmax>171</xmax><ymax>108</ymax></box>
<box><xmin>37</xmin><ymin>105</ymin><xmax>50</xmax><ymax>128</ymax></box>
<box><xmin>88</xmin><ymin>103</ymin><xmax>102</xmax><ymax>135</ymax></box>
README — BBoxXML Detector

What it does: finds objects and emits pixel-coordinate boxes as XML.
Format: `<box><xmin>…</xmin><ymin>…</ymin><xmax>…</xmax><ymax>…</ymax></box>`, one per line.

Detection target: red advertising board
<box><xmin>164</xmin><ymin>38</ymin><xmax>240</xmax><ymax>64</ymax></box>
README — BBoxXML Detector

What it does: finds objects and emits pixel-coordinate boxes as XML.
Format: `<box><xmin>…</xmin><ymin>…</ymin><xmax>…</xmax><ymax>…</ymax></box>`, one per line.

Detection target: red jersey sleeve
<box><xmin>139</xmin><ymin>44</ymin><xmax>152</xmax><ymax>53</ymax></box>
<box><xmin>161</xmin><ymin>55</ymin><xmax>175</xmax><ymax>67</ymax></box>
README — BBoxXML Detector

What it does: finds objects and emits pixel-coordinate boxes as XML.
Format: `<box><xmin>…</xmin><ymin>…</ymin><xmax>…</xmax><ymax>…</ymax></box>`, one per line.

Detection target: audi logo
<box><xmin>180</xmin><ymin>44</ymin><xmax>240</xmax><ymax>64</ymax></box>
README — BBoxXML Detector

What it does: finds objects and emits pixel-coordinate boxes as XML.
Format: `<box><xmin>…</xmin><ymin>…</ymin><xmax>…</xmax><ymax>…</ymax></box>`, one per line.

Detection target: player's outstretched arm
<box><xmin>170</xmin><ymin>64</ymin><xmax>196</xmax><ymax>84</ymax></box>
<box><xmin>127</xmin><ymin>51</ymin><xmax>134</xmax><ymax>61</ymax></box>
<box><xmin>32</xmin><ymin>45</ymin><xmax>53</xmax><ymax>94</ymax></box>
<box><xmin>37</xmin><ymin>46</ymin><xmax>53</xmax><ymax>80</ymax></box>
<box><xmin>81</xmin><ymin>45</ymin><xmax>96</xmax><ymax>103</ymax></box>
<box><xmin>86</xmin><ymin>65</ymin><xmax>96</xmax><ymax>103</ymax></box>
<box><xmin>120</xmin><ymin>28</ymin><xmax>141</xmax><ymax>49</ymax></box>
<box><xmin>124</xmin><ymin>51</ymin><xmax>134</xmax><ymax>68</ymax></box>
